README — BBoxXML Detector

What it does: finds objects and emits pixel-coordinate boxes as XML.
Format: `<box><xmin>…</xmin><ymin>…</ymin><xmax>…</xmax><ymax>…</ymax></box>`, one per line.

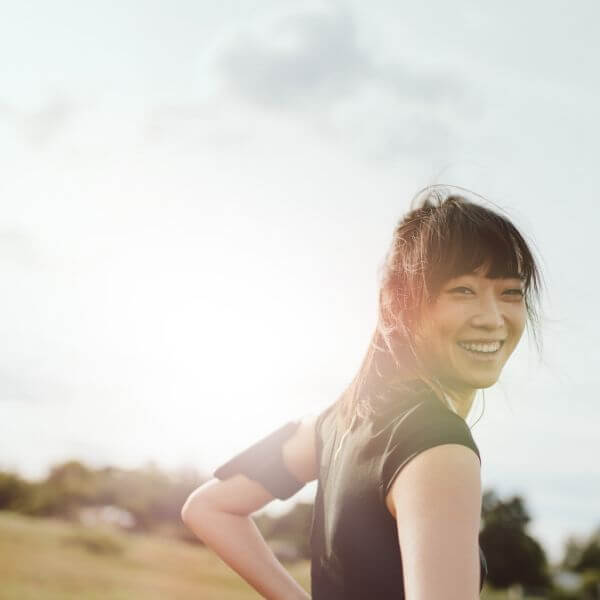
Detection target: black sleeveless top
<box><xmin>213</xmin><ymin>384</ymin><xmax>487</xmax><ymax>598</ymax></box>
<box><xmin>310</xmin><ymin>385</ymin><xmax>487</xmax><ymax>598</ymax></box>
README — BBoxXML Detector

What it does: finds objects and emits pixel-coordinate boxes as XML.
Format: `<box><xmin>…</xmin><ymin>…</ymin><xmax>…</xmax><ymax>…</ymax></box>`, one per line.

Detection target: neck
<box><xmin>443</xmin><ymin>387</ymin><xmax>477</xmax><ymax>420</ymax></box>
<box><xmin>388</xmin><ymin>372</ymin><xmax>477</xmax><ymax>420</ymax></box>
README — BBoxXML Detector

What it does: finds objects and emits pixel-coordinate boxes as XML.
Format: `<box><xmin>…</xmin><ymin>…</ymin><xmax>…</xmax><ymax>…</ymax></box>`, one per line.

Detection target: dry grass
<box><xmin>0</xmin><ymin>511</ymin><xmax>533</xmax><ymax>599</ymax></box>
<box><xmin>0</xmin><ymin>512</ymin><xmax>310</xmax><ymax>599</ymax></box>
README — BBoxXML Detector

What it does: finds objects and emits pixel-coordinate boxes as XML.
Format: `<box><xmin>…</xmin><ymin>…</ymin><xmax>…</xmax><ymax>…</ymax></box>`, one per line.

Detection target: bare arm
<box><xmin>386</xmin><ymin>443</ymin><xmax>482</xmax><ymax>600</ymax></box>
<box><xmin>181</xmin><ymin>414</ymin><xmax>319</xmax><ymax>600</ymax></box>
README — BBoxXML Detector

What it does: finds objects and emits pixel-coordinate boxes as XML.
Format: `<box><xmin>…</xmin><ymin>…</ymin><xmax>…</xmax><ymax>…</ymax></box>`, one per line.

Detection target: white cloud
<box><xmin>0</xmin><ymin>96</ymin><xmax>76</xmax><ymax>146</ymax></box>
<box><xmin>215</xmin><ymin>7</ymin><xmax>470</xmax><ymax>111</ymax></box>
<box><xmin>147</xmin><ymin>5</ymin><xmax>480</xmax><ymax>162</ymax></box>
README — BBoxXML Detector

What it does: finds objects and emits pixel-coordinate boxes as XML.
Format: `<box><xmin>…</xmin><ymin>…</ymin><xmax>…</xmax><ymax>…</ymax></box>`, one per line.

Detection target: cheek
<box><xmin>501</xmin><ymin>306</ymin><xmax>527</xmax><ymax>357</ymax></box>
<box><xmin>512</xmin><ymin>306</ymin><xmax>528</xmax><ymax>339</ymax></box>
<box><xmin>417</xmin><ymin>310</ymin><xmax>457</xmax><ymax>356</ymax></box>
<box><xmin>429</xmin><ymin>304</ymin><xmax>464</xmax><ymax>340</ymax></box>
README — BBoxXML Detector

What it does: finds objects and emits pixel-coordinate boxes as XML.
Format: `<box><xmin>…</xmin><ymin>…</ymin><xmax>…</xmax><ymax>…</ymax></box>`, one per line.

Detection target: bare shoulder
<box><xmin>385</xmin><ymin>443</ymin><xmax>481</xmax><ymax>518</ymax></box>
<box><xmin>385</xmin><ymin>443</ymin><xmax>482</xmax><ymax>599</ymax></box>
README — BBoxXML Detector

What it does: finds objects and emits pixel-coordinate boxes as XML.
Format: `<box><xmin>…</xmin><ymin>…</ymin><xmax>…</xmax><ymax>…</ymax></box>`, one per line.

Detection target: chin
<box><xmin>467</xmin><ymin>374</ymin><xmax>500</xmax><ymax>389</ymax></box>
<box><xmin>450</xmin><ymin>369</ymin><xmax>500</xmax><ymax>391</ymax></box>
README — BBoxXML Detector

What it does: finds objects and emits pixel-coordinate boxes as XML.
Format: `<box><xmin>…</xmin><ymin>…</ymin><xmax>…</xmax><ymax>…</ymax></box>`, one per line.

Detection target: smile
<box><xmin>457</xmin><ymin>340</ymin><xmax>503</xmax><ymax>354</ymax></box>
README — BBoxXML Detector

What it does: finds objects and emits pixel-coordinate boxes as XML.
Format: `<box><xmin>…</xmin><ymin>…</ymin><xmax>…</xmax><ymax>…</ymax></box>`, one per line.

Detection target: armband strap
<box><xmin>213</xmin><ymin>420</ymin><xmax>304</xmax><ymax>500</ymax></box>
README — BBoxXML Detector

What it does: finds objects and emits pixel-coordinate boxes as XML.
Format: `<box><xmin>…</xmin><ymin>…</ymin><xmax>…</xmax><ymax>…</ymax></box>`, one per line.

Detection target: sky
<box><xmin>1</xmin><ymin>0</ymin><xmax>599</xmax><ymax>564</ymax></box>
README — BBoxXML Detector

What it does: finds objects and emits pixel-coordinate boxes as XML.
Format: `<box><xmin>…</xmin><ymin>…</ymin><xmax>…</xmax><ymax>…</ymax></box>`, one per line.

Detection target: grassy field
<box><xmin>0</xmin><ymin>512</ymin><xmax>308</xmax><ymax>600</ymax></box>
<box><xmin>0</xmin><ymin>512</ymin><xmax>532</xmax><ymax>599</ymax></box>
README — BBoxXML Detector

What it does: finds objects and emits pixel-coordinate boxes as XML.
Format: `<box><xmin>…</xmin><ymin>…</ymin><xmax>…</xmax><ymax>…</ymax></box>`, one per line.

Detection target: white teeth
<box><xmin>457</xmin><ymin>341</ymin><xmax>502</xmax><ymax>353</ymax></box>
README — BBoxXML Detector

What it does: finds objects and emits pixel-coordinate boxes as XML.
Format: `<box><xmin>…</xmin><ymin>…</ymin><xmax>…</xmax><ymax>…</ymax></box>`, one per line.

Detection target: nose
<box><xmin>470</xmin><ymin>294</ymin><xmax>505</xmax><ymax>331</ymax></box>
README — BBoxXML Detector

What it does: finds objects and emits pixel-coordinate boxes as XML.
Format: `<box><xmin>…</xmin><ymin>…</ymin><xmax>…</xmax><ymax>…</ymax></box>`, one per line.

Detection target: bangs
<box><xmin>423</xmin><ymin>196</ymin><xmax>538</xmax><ymax>297</ymax></box>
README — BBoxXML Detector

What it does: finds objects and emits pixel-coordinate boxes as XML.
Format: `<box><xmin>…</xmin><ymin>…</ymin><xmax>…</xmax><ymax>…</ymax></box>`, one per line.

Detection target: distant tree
<box><xmin>254</xmin><ymin>502</ymin><xmax>314</xmax><ymax>560</ymax></box>
<box><xmin>33</xmin><ymin>460</ymin><xmax>97</xmax><ymax>517</ymax></box>
<box><xmin>576</xmin><ymin>529</ymin><xmax>600</xmax><ymax>573</ymax></box>
<box><xmin>561</xmin><ymin>535</ymin><xmax>586</xmax><ymax>571</ymax></box>
<box><xmin>561</xmin><ymin>527</ymin><xmax>600</xmax><ymax>574</ymax></box>
<box><xmin>557</xmin><ymin>529</ymin><xmax>600</xmax><ymax>599</ymax></box>
<box><xmin>579</xmin><ymin>570</ymin><xmax>600</xmax><ymax>600</ymax></box>
<box><xmin>0</xmin><ymin>461</ymin><xmax>207</xmax><ymax>540</ymax></box>
<box><xmin>269</xmin><ymin>502</ymin><xmax>313</xmax><ymax>559</ymax></box>
<box><xmin>0</xmin><ymin>472</ymin><xmax>32</xmax><ymax>511</ymax></box>
<box><xmin>480</xmin><ymin>490</ymin><xmax>552</xmax><ymax>591</ymax></box>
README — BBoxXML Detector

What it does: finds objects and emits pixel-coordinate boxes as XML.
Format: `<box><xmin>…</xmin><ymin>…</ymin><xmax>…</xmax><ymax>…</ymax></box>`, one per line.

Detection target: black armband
<box><xmin>213</xmin><ymin>420</ymin><xmax>304</xmax><ymax>500</ymax></box>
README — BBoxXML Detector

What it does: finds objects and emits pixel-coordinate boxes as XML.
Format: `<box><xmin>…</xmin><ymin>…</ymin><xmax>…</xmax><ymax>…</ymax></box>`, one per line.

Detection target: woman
<box><xmin>181</xmin><ymin>186</ymin><xmax>542</xmax><ymax>600</ymax></box>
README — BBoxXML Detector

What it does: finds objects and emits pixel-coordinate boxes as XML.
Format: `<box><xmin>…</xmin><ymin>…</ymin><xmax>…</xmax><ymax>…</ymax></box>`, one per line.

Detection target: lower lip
<box><xmin>456</xmin><ymin>343</ymin><xmax>503</xmax><ymax>361</ymax></box>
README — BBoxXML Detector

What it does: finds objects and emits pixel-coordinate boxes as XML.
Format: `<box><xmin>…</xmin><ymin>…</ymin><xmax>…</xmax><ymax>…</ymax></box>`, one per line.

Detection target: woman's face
<box><xmin>415</xmin><ymin>267</ymin><xmax>527</xmax><ymax>397</ymax></box>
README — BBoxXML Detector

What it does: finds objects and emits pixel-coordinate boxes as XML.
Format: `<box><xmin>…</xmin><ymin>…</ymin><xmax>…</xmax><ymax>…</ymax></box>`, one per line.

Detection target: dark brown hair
<box><xmin>333</xmin><ymin>185</ymin><xmax>543</xmax><ymax>432</ymax></box>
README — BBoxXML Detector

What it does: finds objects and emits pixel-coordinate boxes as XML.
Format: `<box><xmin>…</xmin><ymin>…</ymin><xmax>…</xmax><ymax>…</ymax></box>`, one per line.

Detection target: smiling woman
<box><xmin>181</xmin><ymin>185</ymin><xmax>543</xmax><ymax>600</ymax></box>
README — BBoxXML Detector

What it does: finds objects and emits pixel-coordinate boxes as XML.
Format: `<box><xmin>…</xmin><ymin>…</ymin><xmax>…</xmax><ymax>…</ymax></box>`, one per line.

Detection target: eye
<box><xmin>503</xmin><ymin>288</ymin><xmax>524</xmax><ymax>297</ymax></box>
<box><xmin>448</xmin><ymin>286</ymin><xmax>474</xmax><ymax>295</ymax></box>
